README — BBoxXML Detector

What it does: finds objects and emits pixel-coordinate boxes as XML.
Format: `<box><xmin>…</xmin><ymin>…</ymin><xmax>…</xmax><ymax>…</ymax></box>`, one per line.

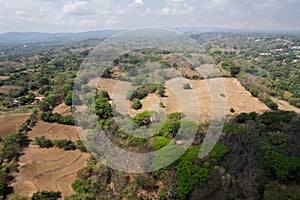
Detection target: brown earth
<box><xmin>0</xmin><ymin>85</ymin><xmax>19</xmax><ymax>94</ymax></box>
<box><xmin>0</xmin><ymin>114</ymin><xmax>29</xmax><ymax>138</ymax></box>
<box><xmin>28</xmin><ymin>121</ymin><xmax>80</xmax><ymax>141</ymax></box>
<box><xmin>53</xmin><ymin>103</ymin><xmax>71</xmax><ymax>116</ymax></box>
<box><xmin>271</xmin><ymin>97</ymin><xmax>300</xmax><ymax>113</ymax></box>
<box><xmin>11</xmin><ymin>145</ymin><xmax>89</xmax><ymax>198</ymax></box>
<box><xmin>0</xmin><ymin>76</ymin><xmax>9</xmax><ymax>80</ymax></box>
<box><xmin>97</xmin><ymin>78</ymin><xmax>270</xmax><ymax>121</ymax></box>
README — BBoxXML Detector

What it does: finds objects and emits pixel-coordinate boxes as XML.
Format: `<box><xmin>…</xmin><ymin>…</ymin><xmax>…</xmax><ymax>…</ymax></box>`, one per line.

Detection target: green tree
<box><xmin>32</xmin><ymin>191</ymin><xmax>62</xmax><ymax>200</ymax></box>
<box><xmin>131</xmin><ymin>98</ymin><xmax>142</xmax><ymax>110</ymax></box>
<box><xmin>230</xmin><ymin>66</ymin><xmax>241</xmax><ymax>77</ymax></box>
<box><xmin>133</xmin><ymin>111</ymin><xmax>152</xmax><ymax>126</ymax></box>
<box><xmin>34</xmin><ymin>136</ymin><xmax>54</xmax><ymax>148</ymax></box>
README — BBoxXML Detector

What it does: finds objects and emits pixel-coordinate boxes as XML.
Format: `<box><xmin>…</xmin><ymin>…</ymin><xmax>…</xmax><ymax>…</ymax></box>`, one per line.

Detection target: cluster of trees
<box><xmin>40</xmin><ymin>111</ymin><xmax>74</xmax><ymax>125</ymax></box>
<box><xmin>0</xmin><ymin>111</ymin><xmax>38</xmax><ymax>199</ymax></box>
<box><xmin>34</xmin><ymin>136</ymin><xmax>87</xmax><ymax>152</ymax></box>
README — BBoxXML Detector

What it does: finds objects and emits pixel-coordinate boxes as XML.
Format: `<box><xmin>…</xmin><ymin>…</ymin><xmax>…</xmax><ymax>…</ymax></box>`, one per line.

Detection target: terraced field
<box><xmin>28</xmin><ymin>121</ymin><xmax>79</xmax><ymax>141</ymax></box>
<box><xmin>0</xmin><ymin>114</ymin><xmax>29</xmax><ymax>138</ymax></box>
<box><xmin>12</xmin><ymin>145</ymin><xmax>88</xmax><ymax>198</ymax></box>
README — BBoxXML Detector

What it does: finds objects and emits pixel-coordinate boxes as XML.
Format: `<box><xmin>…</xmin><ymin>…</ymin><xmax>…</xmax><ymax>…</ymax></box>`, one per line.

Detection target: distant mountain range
<box><xmin>0</xmin><ymin>27</ymin><xmax>299</xmax><ymax>44</ymax></box>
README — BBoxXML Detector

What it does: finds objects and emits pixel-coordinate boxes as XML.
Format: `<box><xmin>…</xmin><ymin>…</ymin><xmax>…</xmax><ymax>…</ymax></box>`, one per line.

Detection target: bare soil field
<box><xmin>53</xmin><ymin>103</ymin><xmax>71</xmax><ymax>116</ymax></box>
<box><xmin>97</xmin><ymin>78</ymin><xmax>270</xmax><ymax>121</ymax></box>
<box><xmin>11</xmin><ymin>145</ymin><xmax>89</xmax><ymax>198</ymax></box>
<box><xmin>28</xmin><ymin>121</ymin><xmax>79</xmax><ymax>141</ymax></box>
<box><xmin>0</xmin><ymin>114</ymin><xmax>29</xmax><ymax>138</ymax></box>
<box><xmin>0</xmin><ymin>76</ymin><xmax>9</xmax><ymax>80</ymax></box>
<box><xmin>0</xmin><ymin>85</ymin><xmax>19</xmax><ymax>94</ymax></box>
<box><xmin>271</xmin><ymin>97</ymin><xmax>300</xmax><ymax>113</ymax></box>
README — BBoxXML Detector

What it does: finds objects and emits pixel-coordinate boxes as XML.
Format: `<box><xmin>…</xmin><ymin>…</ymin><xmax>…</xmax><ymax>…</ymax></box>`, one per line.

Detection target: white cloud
<box><xmin>134</xmin><ymin>0</ymin><xmax>144</xmax><ymax>5</ymax></box>
<box><xmin>15</xmin><ymin>10</ymin><xmax>29</xmax><ymax>18</ymax></box>
<box><xmin>62</xmin><ymin>0</ymin><xmax>95</xmax><ymax>16</ymax></box>
<box><xmin>162</xmin><ymin>0</ymin><xmax>193</xmax><ymax>15</ymax></box>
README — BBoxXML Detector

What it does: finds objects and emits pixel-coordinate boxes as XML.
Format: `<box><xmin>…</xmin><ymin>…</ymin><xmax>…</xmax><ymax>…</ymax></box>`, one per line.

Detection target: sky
<box><xmin>0</xmin><ymin>0</ymin><xmax>299</xmax><ymax>33</ymax></box>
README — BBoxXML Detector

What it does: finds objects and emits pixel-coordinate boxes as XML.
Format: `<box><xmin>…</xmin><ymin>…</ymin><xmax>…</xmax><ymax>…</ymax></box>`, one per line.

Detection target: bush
<box><xmin>132</xmin><ymin>98</ymin><xmax>142</xmax><ymax>110</ymax></box>
<box><xmin>76</xmin><ymin>140</ymin><xmax>87</xmax><ymax>152</ymax></box>
<box><xmin>32</xmin><ymin>191</ymin><xmax>62</xmax><ymax>200</ymax></box>
<box><xmin>264</xmin><ymin>98</ymin><xmax>278</xmax><ymax>110</ymax></box>
<box><xmin>34</xmin><ymin>136</ymin><xmax>54</xmax><ymax>148</ymax></box>
<box><xmin>54</xmin><ymin>140</ymin><xmax>76</xmax><ymax>150</ymax></box>
<box><xmin>183</xmin><ymin>83</ymin><xmax>191</xmax><ymax>89</ymax></box>
<box><xmin>230</xmin><ymin>108</ymin><xmax>235</xmax><ymax>113</ymax></box>
<box><xmin>133</xmin><ymin>111</ymin><xmax>152</xmax><ymax>126</ymax></box>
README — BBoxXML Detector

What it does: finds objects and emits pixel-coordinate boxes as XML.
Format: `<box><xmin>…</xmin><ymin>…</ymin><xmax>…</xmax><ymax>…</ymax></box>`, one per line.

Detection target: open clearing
<box><xmin>98</xmin><ymin>78</ymin><xmax>270</xmax><ymax>121</ymax></box>
<box><xmin>0</xmin><ymin>85</ymin><xmax>19</xmax><ymax>94</ymax></box>
<box><xmin>271</xmin><ymin>97</ymin><xmax>300</xmax><ymax>113</ymax></box>
<box><xmin>53</xmin><ymin>103</ymin><xmax>71</xmax><ymax>116</ymax></box>
<box><xmin>0</xmin><ymin>76</ymin><xmax>9</xmax><ymax>80</ymax></box>
<box><xmin>12</xmin><ymin>145</ymin><xmax>88</xmax><ymax>198</ymax></box>
<box><xmin>0</xmin><ymin>114</ymin><xmax>29</xmax><ymax>138</ymax></box>
<box><xmin>28</xmin><ymin>121</ymin><xmax>79</xmax><ymax>141</ymax></box>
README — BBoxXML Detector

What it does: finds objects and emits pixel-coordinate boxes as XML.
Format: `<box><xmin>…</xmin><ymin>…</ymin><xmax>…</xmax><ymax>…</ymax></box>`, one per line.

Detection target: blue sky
<box><xmin>0</xmin><ymin>0</ymin><xmax>299</xmax><ymax>33</ymax></box>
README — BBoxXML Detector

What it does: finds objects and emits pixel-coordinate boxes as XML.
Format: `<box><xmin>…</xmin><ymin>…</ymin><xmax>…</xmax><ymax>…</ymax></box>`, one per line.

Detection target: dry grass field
<box><xmin>12</xmin><ymin>145</ymin><xmax>88</xmax><ymax>198</ymax></box>
<box><xmin>97</xmin><ymin>77</ymin><xmax>270</xmax><ymax>121</ymax></box>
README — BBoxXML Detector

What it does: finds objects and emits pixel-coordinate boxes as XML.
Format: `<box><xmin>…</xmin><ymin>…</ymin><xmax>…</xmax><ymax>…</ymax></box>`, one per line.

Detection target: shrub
<box><xmin>32</xmin><ymin>191</ymin><xmax>62</xmax><ymax>200</ymax></box>
<box><xmin>76</xmin><ymin>140</ymin><xmax>87</xmax><ymax>152</ymax></box>
<box><xmin>132</xmin><ymin>98</ymin><xmax>142</xmax><ymax>110</ymax></box>
<box><xmin>183</xmin><ymin>83</ymin><xmax>191</xmax><ymax>89</ymax></box>
<box><xmin>230</xmin><ymin>108</ymin><xmax>235</xmax><ymax>113</ymax></box>
<box><xmin>34</xmin><ymin>136</ymin><xmax>54</xmax><ymax>148</ymax></box>
<box><xmin>54</xmin><ymin>140</ymin><xmax>76</xmax><ymax>150</ymax></box>
<box><xmin>264</xmin><ymin>98</ymin><xmax>278</xmax><ymax>110</ymax></box>
<box><xmin>153</xmin><ymin>136</ymin><xmax>172</xmax><ymax>150</ymax></box>
<box><xmin>133</xmin><ymin>111</ymin><xmax>152</xmax><ymax>126</ymax></box>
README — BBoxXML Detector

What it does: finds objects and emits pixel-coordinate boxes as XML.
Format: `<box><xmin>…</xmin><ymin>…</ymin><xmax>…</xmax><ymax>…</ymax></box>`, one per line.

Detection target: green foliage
<box><xmin>1</xmin><ymin>131</ymin><xmax>29</xmax><ymax>161</ymax></box>
<box><xmin>230</xmin><ymin>66</ymin><xmax>241</xmax><ymax>77</ymax></box>
<box><xmin>94</xmin><ymin>92</ymin><xmax>112</xmax><ymax>119</ymax></box>
<box><xmin>260</xmin><ymin>142</ymin><xmax>300</xmax><ymax>181</ymax></box>
<box><xmin>236</xmin><ymin>112</ymin><xmax>257</xmax><ymax>123</ymax></box>
<box><xmin>222</xmin><ymin>123</ymin><xmax>242</xmax><ymax>134</ymax></box>
<box><xmin>34</xmin><ymin>136</ymin><xmax>54</xmax><ymax>148</ymax></box>
<box><xmin>76</xmin><ymin>140</ymin><xmax>87</xmax><ymax>152</ymax></box>
<box><xmin>230</xmin><ymin>107</ymin><xmax>235</xmax><ymax>113</ymax></box>
<box><xmin>175</xmin><ymin>144</ymin><xmax>229</xmax><ymax>199</ymax></box>
<box><xmin>98</xmin><ymin>90</ymin><xmax>110</xmax><ymax>99</ymax></box>
<box><xmin>132</xmin><ymin>111</ymin><xmax>152</xmax><ymax>126</ymax></box>
<box><xmin>153</xmin><ymin>136</ymin><xmax>173</xmax><ymax>150</ymax></box>
<box><xmin>0</xmin><ymin>180</ymin><xmax>9</xmax><ymax>199</ymax></box>
<box><xmin>264</xmin><ymin>98</ymin><xmax>278</xmax><ymax>110</ymax></box>
<box><xmin>40</xmin><ymin>111</ymin><xmax>74</xmax><ymax>125</ymax></box>
<box><xmin>159</xmin><ymin>60</ymin><xmax>171</xmax><ymax>68</ymax></box>
<box><xmin>31</xmin><ymin>190</ymin><xmax>62</xmax><ymax>200</ymax></box>
<box><xmin>132</xmin><ymin>75</ymin><xmax>147</xmax><ymax>87</ymax></box>
<box><xmin>157</xmin><ymin>84</ymin><xmax>165</xmax><ymax>97</ymax></box>
<box><xmin>183</xmin><ymin>83</ymin><xmax>191</xmax><ymax>89</ymax></box>
<box><xmin>131</xmin><ymin>98</ymin><xmax>142</xmax><ymax>110</ymax></box>
<box><xmin>54</xmin><ymin>139</ymin><xmax>76</xmax><ymax>150</ymax></box>
<box><xmin>259</xmin><ymin>111</ymin><xmax>296</xmax><ymax>131</ymax></box>
<box><xmin>64</xmin><ymin>91</ymin><xmax>73</xmax><ymax>106</ymax></box>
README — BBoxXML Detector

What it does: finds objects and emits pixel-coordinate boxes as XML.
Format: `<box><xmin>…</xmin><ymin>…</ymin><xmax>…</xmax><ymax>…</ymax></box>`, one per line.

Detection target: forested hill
<box><xmin>0</xmin><ymin>30</ymin><xmax>123</xmax><ymax>44</ymax></box>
